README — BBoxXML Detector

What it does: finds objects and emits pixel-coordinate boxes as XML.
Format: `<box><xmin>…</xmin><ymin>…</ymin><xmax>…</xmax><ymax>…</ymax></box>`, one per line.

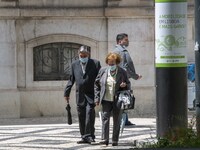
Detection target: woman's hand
<box><xmin>95</xmin><ymin>102</ymin><xmax>100</xmax><ymax>106</ymax></box>
<box><xmin>120</xmin><ymin>82</ymin><xmax>127</xmax><ymax>88</ymax></box>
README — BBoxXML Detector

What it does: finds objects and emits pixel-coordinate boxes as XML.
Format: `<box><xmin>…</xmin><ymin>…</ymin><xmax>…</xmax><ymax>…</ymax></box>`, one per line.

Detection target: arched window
<box><xmin>33</xmin><ymin>42</ymin><xmax>90</xmax><ymax>81</ymax></box>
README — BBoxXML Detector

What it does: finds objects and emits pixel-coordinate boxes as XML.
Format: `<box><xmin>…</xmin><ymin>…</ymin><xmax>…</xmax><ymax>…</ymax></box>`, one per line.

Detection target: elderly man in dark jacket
<box><xmin>64</xmin><ymin>45</ymin><xmax>101</xmax><ymax>144</ymax></box>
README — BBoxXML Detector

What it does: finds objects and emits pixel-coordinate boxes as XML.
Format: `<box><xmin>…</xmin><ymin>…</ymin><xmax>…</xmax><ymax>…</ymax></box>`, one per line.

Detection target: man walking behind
<box><xmin>113</xmin><ymin>33</ymin><xmax>142</xmax><ymax>126</ymax></box>
<box><xmin>64</xmin><ymin>45</ymin><xmax>101</xmax><ymax>144</ymax></box>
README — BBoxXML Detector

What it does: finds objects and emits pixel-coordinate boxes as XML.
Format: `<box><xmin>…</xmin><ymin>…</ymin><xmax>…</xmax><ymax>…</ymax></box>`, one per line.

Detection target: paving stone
<box><xmin>0</xmin><ymin>117</ymin><xmax>156</xmax><ymax>150</ymax></box>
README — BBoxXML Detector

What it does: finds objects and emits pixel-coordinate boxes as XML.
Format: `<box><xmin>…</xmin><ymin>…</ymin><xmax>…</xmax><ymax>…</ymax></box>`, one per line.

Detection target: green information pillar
<box><xmin>155</xmin><ymin>0</ymin><xmax>188</xmax><ymax>137</ymax></box>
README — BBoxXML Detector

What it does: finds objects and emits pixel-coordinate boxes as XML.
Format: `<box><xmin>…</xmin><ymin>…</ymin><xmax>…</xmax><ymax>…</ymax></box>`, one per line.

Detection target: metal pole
<box><xmin>194</xmin><ymin>0</ymin><xmax>200</xmax><ymax>136</ymax></box>
<box><xmin>155</xmin><ymin>0</ymin><xmax>188</xmax><ymax>137</ymax></box>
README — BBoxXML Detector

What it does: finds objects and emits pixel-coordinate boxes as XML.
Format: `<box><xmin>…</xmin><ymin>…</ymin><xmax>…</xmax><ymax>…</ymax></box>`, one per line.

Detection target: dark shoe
<box><xmin>87</xmin><ymin>137</ymin><xmax>95</xmax><ymax>144</ymax></box>
<box><xmin>99</xmin><ymin>140</ymin><xmax>109</xmax><ymax>146</ymax></box>
<box><xmin>112</xmin><ymin>142</ymin><xmax>118</xmax><ymax>146</ymax></box>
<box><xmin>77</xmin><ymin>139</ymin><xmax>88</xmax><ymax>144</ymax></box>
<box><xmin>125</xmin><ymin>120</ymin><xmax>135</xmax><ymax>126</ymax></box>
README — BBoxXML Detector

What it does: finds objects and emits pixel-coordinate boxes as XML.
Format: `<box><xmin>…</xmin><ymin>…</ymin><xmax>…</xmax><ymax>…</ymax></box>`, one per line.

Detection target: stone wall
<box><xmin>0</xmin><ymin>0</ymin><xmax>195</xmax><ymax>118</ymax></box>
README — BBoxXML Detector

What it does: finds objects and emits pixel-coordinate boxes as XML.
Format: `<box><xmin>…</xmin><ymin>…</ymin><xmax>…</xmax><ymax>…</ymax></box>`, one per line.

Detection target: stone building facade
<box><xmin>0</xmin><ymin>0</ymin><xmax>195</xmax><ymax>118</ymax></box>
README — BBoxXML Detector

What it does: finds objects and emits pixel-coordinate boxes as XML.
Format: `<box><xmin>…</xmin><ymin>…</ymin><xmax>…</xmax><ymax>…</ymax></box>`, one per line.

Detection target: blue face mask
<box><xmin>79</xmin><ymin>57</ymin><xmax>88</xmax><ymax>63</ymax></box>
<box><xmin>109</xmin><ymin>65</ymin><xmax>117</xmax><ymax>71</ymax></box>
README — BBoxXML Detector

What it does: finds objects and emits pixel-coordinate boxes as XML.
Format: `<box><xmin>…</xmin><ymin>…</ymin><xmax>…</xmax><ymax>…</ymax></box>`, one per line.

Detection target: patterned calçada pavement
<box><xmin>0</xmin><ymin>117</ymin><xmax>156</xmax><ymax>150</ymax></box>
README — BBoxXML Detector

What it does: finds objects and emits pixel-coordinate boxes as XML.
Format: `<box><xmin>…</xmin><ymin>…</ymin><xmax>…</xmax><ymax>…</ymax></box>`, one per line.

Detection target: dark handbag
<box><xmin>116</xmin><ymin>90</ymin><xmax>135</xmax><ymax>110</ymax></box>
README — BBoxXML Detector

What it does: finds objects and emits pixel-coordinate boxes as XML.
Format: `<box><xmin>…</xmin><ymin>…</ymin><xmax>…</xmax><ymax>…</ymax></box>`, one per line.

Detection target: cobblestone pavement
<box><xmin>0</xmin><ymin>117</ymin><xmax>156</xmax><ymax>150</ymax></box>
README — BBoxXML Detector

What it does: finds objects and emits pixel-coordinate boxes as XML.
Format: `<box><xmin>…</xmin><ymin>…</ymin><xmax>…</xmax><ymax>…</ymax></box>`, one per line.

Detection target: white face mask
<box><xmin>79</xmin><ymin>57</ymin><xmax>88</xmax><ymax>63</ymax></box>
<box><xmin>109</xmin><ymin>65</ymin><xmax>117</xmax><ymax>71</ymax></box>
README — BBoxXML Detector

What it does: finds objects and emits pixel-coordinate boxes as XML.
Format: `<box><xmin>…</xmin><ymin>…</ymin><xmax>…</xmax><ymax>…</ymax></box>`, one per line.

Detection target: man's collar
<box><xmin>115</xmin><ymin>44</ymin><xmax>127</xmax><ymax>51</ymax></box>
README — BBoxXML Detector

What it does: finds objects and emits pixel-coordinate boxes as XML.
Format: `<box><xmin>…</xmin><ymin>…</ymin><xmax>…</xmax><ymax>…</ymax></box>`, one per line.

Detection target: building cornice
<box><xmin>0</xmin><ymin>6</ymin><xmax>194</xmax><ymax>19</ymax></box>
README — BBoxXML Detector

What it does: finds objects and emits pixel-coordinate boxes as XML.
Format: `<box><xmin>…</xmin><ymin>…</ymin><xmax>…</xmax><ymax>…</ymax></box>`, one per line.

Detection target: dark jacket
<box><xmin>94</xmin><ymin>66</ymin><xmax>131</xmax><ymax>105</ymax></box>
<box><xmin>64</xmin><ymin>59</ymin><xmax>101</xmax><ymax>106</ymax></box>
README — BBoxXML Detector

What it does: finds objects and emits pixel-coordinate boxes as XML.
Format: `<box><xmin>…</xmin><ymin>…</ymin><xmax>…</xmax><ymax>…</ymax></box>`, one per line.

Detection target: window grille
<box><xmin>33</xmin><ymin>42</ymin><xmax>90</xmax><ymax>81</ymax></box>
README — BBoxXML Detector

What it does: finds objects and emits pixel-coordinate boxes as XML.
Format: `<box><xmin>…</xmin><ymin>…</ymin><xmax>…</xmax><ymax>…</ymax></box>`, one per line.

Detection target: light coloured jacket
<box><xmin>113</xmin><ymin>45</ymin><xmax>139</xmax><ymax>80</ymax></box>
<box><xmin>94</xmin><ymin>66</ymin><xmax>131</xmax><ymax>104</ymax></box>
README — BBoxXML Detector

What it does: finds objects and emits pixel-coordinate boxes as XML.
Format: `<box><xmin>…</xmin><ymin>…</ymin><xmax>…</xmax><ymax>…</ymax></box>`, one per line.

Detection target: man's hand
<box><xmin>64</xmin><ymin>97</ymin><xmax>70</xmax><ymax>104</ymax></box>
<box><xmin>137</xmin><ymin>74</ymin><xmax>142</xmax><ymax>80</ymax></box>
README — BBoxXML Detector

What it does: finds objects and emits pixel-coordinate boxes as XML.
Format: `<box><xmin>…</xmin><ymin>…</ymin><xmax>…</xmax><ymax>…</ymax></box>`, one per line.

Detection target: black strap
<box><xmin>122</xmin><ymin>50</ymin><xmax>128</xmax><ymax>66</ymax></box>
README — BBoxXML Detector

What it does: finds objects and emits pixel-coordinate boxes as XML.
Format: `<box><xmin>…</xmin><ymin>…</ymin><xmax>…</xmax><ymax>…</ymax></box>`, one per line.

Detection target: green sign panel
<box><xmin>155</xmin><ymin>1</ymin><xmax>187</xmax><ymax>67</ymax></box>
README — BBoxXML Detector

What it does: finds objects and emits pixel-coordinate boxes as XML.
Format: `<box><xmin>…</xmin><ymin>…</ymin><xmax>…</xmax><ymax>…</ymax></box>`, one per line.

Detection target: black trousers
<box><xmin>101</xmin><ymin>100</ymin><xmax>122</xmax><ymax>143</ymax></box>
<box><xmin>77</xmin><ymin>102</ymin><xmax>95</xmax><ymax>139</ymax></box>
